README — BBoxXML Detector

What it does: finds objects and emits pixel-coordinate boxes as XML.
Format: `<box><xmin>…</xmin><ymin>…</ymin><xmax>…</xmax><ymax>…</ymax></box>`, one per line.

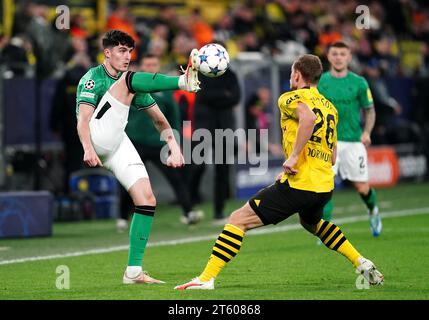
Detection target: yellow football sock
<box><xmin>316</xmin><ymin>219</ymin><xmax>361</xmax><ymax>267</ymax></box>
<box><xmin>199</xmin><ymin>224</ymin><xmax>244</xmax><ymax>282</ymax></box>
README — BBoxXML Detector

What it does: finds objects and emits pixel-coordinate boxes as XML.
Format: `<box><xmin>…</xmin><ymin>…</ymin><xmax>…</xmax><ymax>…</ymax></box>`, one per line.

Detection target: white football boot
<box><xmin>356</xmin><ymin>257</ymin><xmax>384</xmax><ymax>285</ymax></box>
<box><xmin>123</xmin><ymin>270</ymin><xmax>165</xmax><ymax>284</ymax></box>
<box><xmin>174</xmin><ymin>277</ymin><xmax>215</xmax><ymax>290</ymax></box>
<box><xmin>180</xmin><ymin>49</ymin><xmax>201</xmax><ymax>92</ymax></box>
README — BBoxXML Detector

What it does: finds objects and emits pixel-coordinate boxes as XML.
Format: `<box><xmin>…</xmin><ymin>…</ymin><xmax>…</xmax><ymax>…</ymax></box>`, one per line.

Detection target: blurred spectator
<box><xmin>106</xmin><ymin>5</ymin><xmax>140</xmax><ymax>61</ymax></box>
<box><xmin>318</xmin><ymin>24</ymin><xmax>342</xmax><ymax>52</ymax></box>
<box><xmin>245</xmin><ymin>87</ymin><xmax>283</xmax><ymax>156</ymax></box>
<box><xmin>147</xmin><ymin>23</ymin><xmax>170</xmax><ymax>66</ymax></box>
<box><xmin>189</xmin><ymin>8</ymin><xmax>214</xmax><ymax>48</ymax></box>
<box><xmin>0</xmin><ymin>34</ymin><xmax>35</xmax><ymax>77</ymax></box>
<box><xmin>171</xmin><ymin>32</ymin><xmax>197</xmax><ymax>67</ymax></box>
<box><xmin>189</xmin><ymin>66</ymin><xmax>241</xmax><ymax>222</ymax></box>
<box><xmin>398</xmin><ymin>39</ymin><xmax>426</xmax><ymax>76</ymax></box>
<box><xmin>233</xmin><ymin>3</ymin><xmax>256</xmax><ymax>36</ymax></box>
<box><xmin>70</xmin><ymin>14</ymin><xmax>88</xmax><ymax>39</ymax></box>
<box><xmin>237</xmin><ymin>31</ymin><xmax>261</xmax><ymax>52</ymax></box>
<box><xmin>21</xmin><ymin>2</ymin><xmax>57</xmax><ymax>77</ymax></box>
<box><xmin>213</xmin><ymin>13</ymin><xmax>235</xmax><ymax>44</ymax></box>
<box><xmin>49</xmin><ymin>37</ymin><xmax>91</xmax><ymax>193</ymax></box>
<box><xmin>174</xmin><ymin>89</ymin><xmax>196</xmax><ymax>134</ymax></box>
<box><xmin>371</xmin><ymin>35</ymin><xmax>399</xmax><ymax>76</ymax></box>
<box><xmin>155</xmin><ymin>6</ymin><xmax>180</xmax><ymax>52</ymax></box>
<box><xmin>246</xmin><ymin>87</ymin><xmax>270</xmax><ymax>134</ymax></box>
<box><xmin>365</xmin><ymin>63</ymin><xmax>420</xmax><ymax>145</ymax></box>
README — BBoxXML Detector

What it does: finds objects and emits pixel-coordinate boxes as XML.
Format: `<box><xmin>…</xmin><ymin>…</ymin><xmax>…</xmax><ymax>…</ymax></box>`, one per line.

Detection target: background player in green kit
<box><xmin>76</xmin><ymin>30</ymin><xmax>200</xmax><ymax>284</ymax></box>
<box><xmin>318</xmin><ymin>41</ymin><xmax>382</xmax><ymax>237</ymax></box>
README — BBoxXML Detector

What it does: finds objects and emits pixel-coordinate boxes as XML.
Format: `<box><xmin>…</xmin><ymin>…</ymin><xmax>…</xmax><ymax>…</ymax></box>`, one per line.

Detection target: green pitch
<box><xmin>1</xmin><ymin>182</ymin><xmax>429</xmax><ymax>300</ymax></box>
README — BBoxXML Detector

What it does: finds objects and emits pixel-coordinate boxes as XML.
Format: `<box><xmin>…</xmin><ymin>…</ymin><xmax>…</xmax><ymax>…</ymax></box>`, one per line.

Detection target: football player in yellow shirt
<box><xmin>174</xmin><ymin>54</ymin><xmax>384</xmax><ymax>290</ymax></box>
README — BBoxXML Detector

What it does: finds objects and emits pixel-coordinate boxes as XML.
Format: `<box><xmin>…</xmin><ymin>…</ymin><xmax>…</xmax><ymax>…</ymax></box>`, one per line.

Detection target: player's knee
<box><xmin>227</xmin><ymin>210</ymin><xmax>247</xmax><ymax>231</ymax></box>
<box><xmin>134</xmin><ymin>189</ymin><xmax>156</xmax><ymax>206</ymax></box>
<box><xmin>143</xmin><ymin>191</ymin><xmax>157</xmax><ymax>206</ymax></box>
<box><xmin>355</xmin><ymin>183</ymin><xmax>369</xmax><ymax>195</ymax></box>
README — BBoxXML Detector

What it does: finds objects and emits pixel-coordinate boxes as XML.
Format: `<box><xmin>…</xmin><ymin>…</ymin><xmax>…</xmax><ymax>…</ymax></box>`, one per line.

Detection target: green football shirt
<box><xmin>318</xmin><ymin>71</ymin><xmax>373</xmax><ymax>142</ymax></box>
<box><xmin>76</xmin><ymin>64</ymin><xmax>156</xmax><ymax>115</ymax></box>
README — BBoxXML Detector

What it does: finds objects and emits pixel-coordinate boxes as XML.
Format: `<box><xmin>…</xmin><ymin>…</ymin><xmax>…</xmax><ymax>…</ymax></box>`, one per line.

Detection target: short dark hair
<box><xmin>293</xmin><ymin>54</ymin><xmax>323</xmax><ymax>84</ymax></box>
<box><xmin>102</xmin><ymin>30</ymin><xmax>135</xmax><ymax>49</ymax></box>
<box><xmin>328</xmin><ymin>41</ymin><xmax>350</xmax><ymax>51</ymax></box>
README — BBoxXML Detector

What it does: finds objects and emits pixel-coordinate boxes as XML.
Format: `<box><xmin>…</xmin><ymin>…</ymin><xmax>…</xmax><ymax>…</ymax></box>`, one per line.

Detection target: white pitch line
<box><xmin>1</xmin><ymin>207</ymin><xmax>428</xmax><ymax>266</ymax></box>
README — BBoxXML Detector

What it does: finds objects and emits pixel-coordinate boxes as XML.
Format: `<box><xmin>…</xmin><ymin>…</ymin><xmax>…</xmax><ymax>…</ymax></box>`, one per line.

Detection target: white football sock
<box><xmin>178</xmin><ymin>74</ymin><xmax>186</xmax><ymax>90</ymax></box>
<box><xmin>126</xmin><ymin>266</ymin><xmax>142</xmax><ymax>278</ymax></box>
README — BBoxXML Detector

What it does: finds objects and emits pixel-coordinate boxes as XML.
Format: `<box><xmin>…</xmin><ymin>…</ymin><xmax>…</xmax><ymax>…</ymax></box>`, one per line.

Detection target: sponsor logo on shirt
<box><xmin>286</xmin><ymin>94</ymin><xmax>299</xmax><ymax>105</ymax></box>
<box><xmin>80</xmin><ymin>92</ymin><xmax>95</xmax><ymax>99</ymax></box>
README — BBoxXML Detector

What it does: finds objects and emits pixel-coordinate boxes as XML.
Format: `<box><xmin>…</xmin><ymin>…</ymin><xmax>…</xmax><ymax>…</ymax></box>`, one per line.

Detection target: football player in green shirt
<box><xmin>318</xmin><ymin>41</ymin><xmax>382</xmax><ymax>237</ymax></box>
<box><xmin>76</xmin><ymin>30</ymin><xmax>200</xmax><ymax>284</ymax></box>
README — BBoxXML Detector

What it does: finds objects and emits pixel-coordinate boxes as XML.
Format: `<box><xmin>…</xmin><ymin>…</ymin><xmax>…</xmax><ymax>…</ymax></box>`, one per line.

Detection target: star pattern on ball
<box><xmin>216</xmin><ymin>50</ymin><xmax>227</xmax><ymax>60</ymax></box>
<box><xmin>199</xmin><ymin>54</ymin><xmax>208</xmax><ymax>63</ymax></box>
<box><xmin>209</xmin><ymin>65</ymin><xmax>221</xmax><ymax>76</ymax></box>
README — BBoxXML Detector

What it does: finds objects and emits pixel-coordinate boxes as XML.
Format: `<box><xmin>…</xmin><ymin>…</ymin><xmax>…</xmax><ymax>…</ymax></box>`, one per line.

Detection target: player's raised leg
<box><xmin>174</xmin><ymin>203</ymin><xmax>263</xmax><ymax>290</ymax></box>
<box><xmin>139</xmin><ymin>49</ymin><xmax>199</xmax><ymax>92</ymax></box>
<box><xmin>118</xmin><ymin>50</ymin><xmax>200</xmax><ymax>96</ymax></box>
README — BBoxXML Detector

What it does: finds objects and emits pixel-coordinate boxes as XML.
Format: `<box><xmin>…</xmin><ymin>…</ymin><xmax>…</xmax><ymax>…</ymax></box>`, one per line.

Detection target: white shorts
<box><xmin>333</xmin><ymin>141</ymin><xmax>368</xmax><ymax>182</ymax></box>
<box><xmin>89</xmin><ymin>91</ymin><xmax>148</xmax><ymax>190</ymax></box>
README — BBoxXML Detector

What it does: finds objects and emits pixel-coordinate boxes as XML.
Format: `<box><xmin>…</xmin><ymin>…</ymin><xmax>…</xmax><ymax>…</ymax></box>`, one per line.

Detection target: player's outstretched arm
<box><xmin>77</xmin><ymin>104</ymin><xmax>103</xmax><ymax>167</ymax></box>
<box><xmin>283</xmin><ymin>102</ymin><xmax>316</xmax><ymax>175</ymax></box>
<box><xmin>144</xmin><ymin>105</ymin><xmax>184</xmax><ymax>168</ymax></box>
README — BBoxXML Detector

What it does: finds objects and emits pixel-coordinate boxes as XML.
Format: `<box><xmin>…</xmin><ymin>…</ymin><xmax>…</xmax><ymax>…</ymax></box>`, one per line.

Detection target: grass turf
<box><xmin>0</xmin><ymin>182</ymin><xmax>429</xmax><ymax>300</ymax></box>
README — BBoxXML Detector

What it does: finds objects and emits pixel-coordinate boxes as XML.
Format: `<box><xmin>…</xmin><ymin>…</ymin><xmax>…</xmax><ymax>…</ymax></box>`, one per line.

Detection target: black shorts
<box><xmin>249</xmin><ymin>180</ymin><xmax>332</xmax><ymax>226</ymax></box>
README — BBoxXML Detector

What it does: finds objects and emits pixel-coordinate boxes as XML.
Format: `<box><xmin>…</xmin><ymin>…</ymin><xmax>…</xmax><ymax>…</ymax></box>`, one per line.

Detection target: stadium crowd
<box><xmin>1</xmin><ymin>1</ymin><xmax>428</xmax><ymax>77</ymax></box>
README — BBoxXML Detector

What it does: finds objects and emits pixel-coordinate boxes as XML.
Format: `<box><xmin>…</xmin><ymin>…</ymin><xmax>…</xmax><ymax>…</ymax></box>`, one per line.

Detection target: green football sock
<box><xmin>322</xmin><ymin>199</ymin><xmax>333</xmax><ymax>222</ymax></box>
<box><xmin>360</xmin><ymin>188</ymin><xmax>377</xmax><ymax>211</ymax></box>
<box><xmin>127</xmin><ymin>72</ymin><xmax>180</xmax><ymax>93</ymax></box>
<box><xmin>127</xmin><ymin>205</ymin><xmax>155</xmax><ymax>266</ymax></box>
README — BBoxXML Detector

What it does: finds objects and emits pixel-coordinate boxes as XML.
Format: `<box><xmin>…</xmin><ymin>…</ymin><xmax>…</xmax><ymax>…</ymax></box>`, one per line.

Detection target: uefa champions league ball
<box><xmin>196</xmin><ymin>43</ymin><xmax>230</xmax><ymax>78</ymax></box>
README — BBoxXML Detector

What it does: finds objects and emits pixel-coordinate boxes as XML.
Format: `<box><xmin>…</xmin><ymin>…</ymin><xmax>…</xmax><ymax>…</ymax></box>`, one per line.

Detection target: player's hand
<box><xmin>276</xmin><ymin>172</ymin><xmax>284</xmax><ymax>181</ymax></box>
<box><xmin>283</xmin><ymin>156</ymin><xmax>298</xmax><ymax>175</ymax></box>
<box><xmin>361</xmin><ymin>131</ymin><xmax>372</xmax><ymax>147</ymax></box>
<box><xmin>166</xmin><ymin>148</ymin><xmax>185</xmax><ymax>168</ymax></box>
<box><xmin>83</xmin><ymin>148</ymin><xmax>103</xmax><ymax>167</ymax></box>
